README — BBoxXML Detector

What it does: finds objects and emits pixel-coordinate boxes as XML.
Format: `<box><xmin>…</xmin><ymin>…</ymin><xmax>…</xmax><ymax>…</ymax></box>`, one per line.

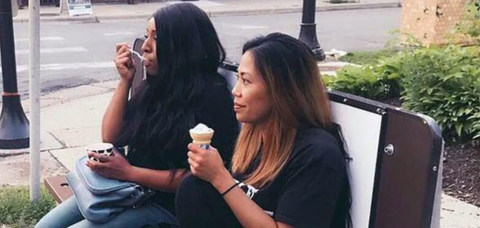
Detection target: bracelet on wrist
<box><xmin>221</xmin><ymin>182</ymin><xmax>239</xmax><ymax>196</ymax></box>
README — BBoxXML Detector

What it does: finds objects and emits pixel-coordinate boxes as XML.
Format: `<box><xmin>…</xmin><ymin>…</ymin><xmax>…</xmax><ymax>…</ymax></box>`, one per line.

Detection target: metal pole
<box><xmin>0</xmin><ymin>0</ymin><xmax>30</xmax><ymax>149</ymax></box>
<box><xmin>59</xmin><ymin>0</ymin><xmax>68</xmax><ymax>14</ymax></box>
<box><xmin>29</xmin><ymin>0</ymin><xmax>40</xmax><ymax>202</ymax></box>
<box><xmin>0</xmin><ymin>0</ymin><xmax>19</xmax><ymax>93</ymax></box>
<box><xmin>298</xmin><ymin>0</ymin><xmax>326</xmax><ymax>61</ymax></box>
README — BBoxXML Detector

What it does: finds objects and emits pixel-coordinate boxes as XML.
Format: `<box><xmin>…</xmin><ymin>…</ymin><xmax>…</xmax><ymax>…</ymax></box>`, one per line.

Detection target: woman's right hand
<box><xmin>114</xmin><ymin>43</ymin><xmax>135</xmax><ymax>83</ymax></box>
<box><xmin>187</xmin><ymin>144</ymin><xmax>232</xmax><ymax>191</ymax></box>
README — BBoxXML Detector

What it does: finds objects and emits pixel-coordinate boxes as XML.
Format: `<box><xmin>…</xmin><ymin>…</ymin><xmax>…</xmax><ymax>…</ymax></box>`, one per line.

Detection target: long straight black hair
<box><xmin>116</xmin><ymin>3</ymin><xmax>227</xmax><ymax>167</ymax></box>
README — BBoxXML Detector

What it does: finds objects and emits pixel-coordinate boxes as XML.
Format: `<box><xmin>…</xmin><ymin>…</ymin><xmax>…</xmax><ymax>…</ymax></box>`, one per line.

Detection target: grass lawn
<box><xmin>0</xmin><ymin>186</ymin><xmax>56</xmax><ymax>228</ymax></box>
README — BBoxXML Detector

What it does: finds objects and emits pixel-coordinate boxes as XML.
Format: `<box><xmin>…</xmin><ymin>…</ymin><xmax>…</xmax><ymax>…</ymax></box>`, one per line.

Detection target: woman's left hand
<box><xmin>86</xmin><ymin>149</ymin><xmax>133</xmax><ymax>181</ymax></box>
<box><xmin>187</xmin><ymin>144</ymin><xmax>231</xmax><ymax>185</ymax></box>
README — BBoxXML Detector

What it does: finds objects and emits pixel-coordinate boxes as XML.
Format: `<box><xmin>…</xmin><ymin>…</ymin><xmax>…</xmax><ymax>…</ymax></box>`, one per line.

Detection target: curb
<box><xmin>13</xmin><ymin>2</ymin><xmax>401</xmax><ymax>23</ymax></box>
<box><xmin>0</xmin><ymin>147</ymin><xmax>54</xmax><ymax>158</ymax></box>
<box><xmin>208</xmin><ymin>2</ymin><xmax>401</xmax><ymax>17</ymax></box>
<box><xmin>13</xmin><ymin>14</ymin><xmax>99</xmax><ymax>23</ymax></box>
<box><xmin>319</xmin><ymin>2</ymin><xmax>401</xmax><ymax>11</ymax></box>
<box><xmin>0</xmin><ymin>149</ymin><xmax>29</xmax><ymax>158</ymax></box>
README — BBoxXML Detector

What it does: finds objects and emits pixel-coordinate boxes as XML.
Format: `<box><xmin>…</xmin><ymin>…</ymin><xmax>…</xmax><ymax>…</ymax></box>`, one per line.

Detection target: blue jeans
<box><xmin>35</xmin><ymin>197</ymin><xmax>179</xmax><ymax>228</ymax></box>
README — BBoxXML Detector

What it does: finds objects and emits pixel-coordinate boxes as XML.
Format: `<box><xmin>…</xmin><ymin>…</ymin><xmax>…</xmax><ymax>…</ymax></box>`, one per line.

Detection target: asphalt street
<box><xmin>4</xmin><ymin>7</ymin><xmax>400</xmax><ymax>97</ymax></box>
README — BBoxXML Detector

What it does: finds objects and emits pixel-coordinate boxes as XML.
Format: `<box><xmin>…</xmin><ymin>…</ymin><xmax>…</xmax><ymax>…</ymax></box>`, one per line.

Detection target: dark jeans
<box><xmin>175</xmin><ymin>175</ymin><xmax>243</xmax><ymax>228</ymax></box>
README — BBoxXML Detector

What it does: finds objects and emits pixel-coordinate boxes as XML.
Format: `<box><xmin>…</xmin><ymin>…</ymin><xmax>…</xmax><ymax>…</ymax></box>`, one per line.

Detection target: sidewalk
<box><xmin>13</xmin><ymin>0</ymin><xmax>402</xmax><ymax>23</ymax></box>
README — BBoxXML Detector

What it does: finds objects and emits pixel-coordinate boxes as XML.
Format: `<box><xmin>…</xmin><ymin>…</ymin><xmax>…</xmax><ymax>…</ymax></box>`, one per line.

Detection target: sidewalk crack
<box><xmin>46</xmin><ymin>150</ymin><xmax>70</xmax><ymax>172</ymax></box>
<box><xmin>47</xmin><ymin>131</ymin><xmax>67</xmax><ymax>149</ymax></box>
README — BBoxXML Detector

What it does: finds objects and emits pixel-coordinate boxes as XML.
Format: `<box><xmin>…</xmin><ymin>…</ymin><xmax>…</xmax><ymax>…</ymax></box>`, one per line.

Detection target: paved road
<box><xmin>4</xmin><ymin>7</ymin><xmax>400</xmax><ymax>97</ymax></box>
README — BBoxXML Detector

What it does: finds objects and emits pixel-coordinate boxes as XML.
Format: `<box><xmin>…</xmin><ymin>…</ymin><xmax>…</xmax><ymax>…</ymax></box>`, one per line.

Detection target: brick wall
<box><xmin>400</xmin><ymin>0</ymin><xmax>468</xmax><ymax>45</ymax></box>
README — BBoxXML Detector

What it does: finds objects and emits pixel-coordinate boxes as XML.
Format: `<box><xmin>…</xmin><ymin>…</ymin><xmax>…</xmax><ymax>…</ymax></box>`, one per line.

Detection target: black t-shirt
<box><xmin>123</xmin><ymin>80</ymin><xmax>239</xmax><ymax>214</ymax></box>
<box><xmin>233</xmin><ymin>126</ymin><xmax>350</xmax><ymax>228</ymax></box>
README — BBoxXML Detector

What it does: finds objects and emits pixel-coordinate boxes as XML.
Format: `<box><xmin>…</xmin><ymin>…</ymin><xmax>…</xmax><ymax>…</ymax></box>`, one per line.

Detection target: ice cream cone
<box><xmin>190</xmin><ymin>123</ymin><xmax>214</xmax><ymax>149</ymax></box>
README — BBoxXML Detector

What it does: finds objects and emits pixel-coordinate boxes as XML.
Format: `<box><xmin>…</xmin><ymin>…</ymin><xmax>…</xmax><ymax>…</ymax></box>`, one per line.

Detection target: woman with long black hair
<box><xmin>176</xmin><ymin>33</ymin><xmax>351</xmax><ymax>228</ymax></box>
<box><xmin>35</xmin><ymin>3</ymin><xmax>238</xmax><ymax>228</ymax></box>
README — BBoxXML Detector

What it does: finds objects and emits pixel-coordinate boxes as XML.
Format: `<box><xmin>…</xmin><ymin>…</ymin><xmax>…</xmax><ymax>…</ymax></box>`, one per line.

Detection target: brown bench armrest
<box><xmin>44</xmin><ymin>176</ymin><xmax>73</xmax><ymax>203</ymax></box>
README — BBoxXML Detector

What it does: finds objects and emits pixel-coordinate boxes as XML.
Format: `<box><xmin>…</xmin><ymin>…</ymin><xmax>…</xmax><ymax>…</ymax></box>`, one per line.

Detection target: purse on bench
<box><xmin>66</xmin><ymin>155</ymin><xmax>155</xmax><ymax>223</ymax></box>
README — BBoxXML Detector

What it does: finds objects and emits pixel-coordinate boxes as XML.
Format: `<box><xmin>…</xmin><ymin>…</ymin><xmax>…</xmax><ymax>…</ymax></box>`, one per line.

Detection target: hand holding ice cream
<box><xmin>187</xmin><ymin>124</ymin><xmax>233</xmax><ymax>189</ymax></box>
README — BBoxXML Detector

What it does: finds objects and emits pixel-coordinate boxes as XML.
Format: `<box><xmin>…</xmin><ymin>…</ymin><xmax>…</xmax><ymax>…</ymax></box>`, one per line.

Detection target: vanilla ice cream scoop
<box><xmin>189</xmin><ymin>123</ymin><xmax>214</xmax><ymax>149</ymax></box>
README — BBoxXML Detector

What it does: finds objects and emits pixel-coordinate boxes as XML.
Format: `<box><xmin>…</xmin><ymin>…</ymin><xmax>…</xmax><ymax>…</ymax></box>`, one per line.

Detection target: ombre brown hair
<box><xmin>232</xmin><ymin>33</ymin><xmax>335</xmax><ymax>188</ymax></box>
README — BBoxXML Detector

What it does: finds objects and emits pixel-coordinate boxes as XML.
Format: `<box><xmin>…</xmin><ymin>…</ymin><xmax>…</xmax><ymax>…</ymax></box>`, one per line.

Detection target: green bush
<box><xmin>328</xmin><ymin>45</ymin><xmax>480</xmax><ymax>142</ymax></box>
<box><xmin>400</xmin><ymin>46</ymin><xmax>480</xmax><ymax>141</ymax></box>
<box><xmin>327</xmin><ymin>2</ymin><xmax>480</xmax><ymax>142</ymax></box>
<box><xmin>326</xmin><ymin>65</ymin><xmax>399</xmax><ymax>100</ymax></box>
<box><xmin>327</xmin><ymin>51</ymin><xmax>404</xmax><ymax>100</ymax></box>
<box><xmin>0</xmin><ymin>186</ymin><xmax>56</xmax><ymax>228</ymax></box>
<box><xmin>469</xmin><ymin>111</ymin><xmax>480</xmax><ymax>140</ymax></box>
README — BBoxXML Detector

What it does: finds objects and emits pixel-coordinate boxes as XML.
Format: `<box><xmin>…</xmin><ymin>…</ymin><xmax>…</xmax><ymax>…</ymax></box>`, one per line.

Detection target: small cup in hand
<box><xmin>86</xmin><ymin>143</ymin><xmax>114</xmax><ymax>162</ymax></box>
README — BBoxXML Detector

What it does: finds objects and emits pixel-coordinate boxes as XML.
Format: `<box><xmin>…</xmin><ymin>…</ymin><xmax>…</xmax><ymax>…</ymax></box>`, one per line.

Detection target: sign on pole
<box><xmin>11</xmin><ymin>0</ymin><xmax>18</xmax><ymax>17</ymax></box>
<box><xmin>67</xmin><ymin>0</ymin><xmax>93</xmax><ymax>17</ymax></box>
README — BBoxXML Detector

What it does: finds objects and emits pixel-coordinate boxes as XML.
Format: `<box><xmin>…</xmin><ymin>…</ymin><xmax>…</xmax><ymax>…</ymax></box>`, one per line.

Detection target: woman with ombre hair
<box><xmin>176</xmin><ymin>33</ymin><xmax>352</xmax><ymax>228</ymax></box>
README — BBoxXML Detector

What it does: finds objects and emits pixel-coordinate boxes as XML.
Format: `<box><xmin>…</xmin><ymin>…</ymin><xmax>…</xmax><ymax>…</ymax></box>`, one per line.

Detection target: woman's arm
<box><xmin>101</xmin><ymin>79</ymin><xmax>131</xmax><ymax>143</ymax></box>
<box><xmin>87</xmin><ymin>151</ymin><xmax>190</xmax><ymax>193</ymax></box>
<box><xmin>187</xmin><ymin>144</ymin><xmax>294</xmax><ymax>228</ymax></box>
<box><xmin>127</xmin><ymin>167</ymin><xmax>190</xmax><ymax>193</ymax></box>
<box><xmin>102</xmin><ymin>43</ymin><xmax>136</xmax><ymax>143</ymax></box>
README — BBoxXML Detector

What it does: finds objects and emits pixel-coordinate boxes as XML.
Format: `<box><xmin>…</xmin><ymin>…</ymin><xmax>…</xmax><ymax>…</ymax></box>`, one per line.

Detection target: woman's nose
<box><xmin>141</xmin><ymin>40</ymin><xmax>150</xmax><ymax>53</ymax></box>
<box><xmin>232</xmin><ymin>81</ymin><xmax>241</xmax><ymax>98</ymax></box>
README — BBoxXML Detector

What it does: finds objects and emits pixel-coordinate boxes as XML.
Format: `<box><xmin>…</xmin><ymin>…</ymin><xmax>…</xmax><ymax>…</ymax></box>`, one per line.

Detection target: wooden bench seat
<box><xmin>44</xmin><ymin>176</ymin><xmax>72</xmax><ymax>203</ymax></box>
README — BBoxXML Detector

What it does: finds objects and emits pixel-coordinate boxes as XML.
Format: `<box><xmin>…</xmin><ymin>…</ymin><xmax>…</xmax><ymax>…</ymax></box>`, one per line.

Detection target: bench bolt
<box><xmin>384</xmin><ymin>144</ymin><xmax>394</xmax><ymax>156</ymax></box>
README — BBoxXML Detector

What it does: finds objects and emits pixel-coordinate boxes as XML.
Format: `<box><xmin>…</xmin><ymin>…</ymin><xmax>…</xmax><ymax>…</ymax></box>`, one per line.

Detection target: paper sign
<box><xmin>67</xmin><ymin>0</ymin><xmax>93</xmax><ymax>17</ymax></box>
<box><xmin>11</xmin><ymin>0</ymin><xmax>18</xmax><ymax>17</ymax></box>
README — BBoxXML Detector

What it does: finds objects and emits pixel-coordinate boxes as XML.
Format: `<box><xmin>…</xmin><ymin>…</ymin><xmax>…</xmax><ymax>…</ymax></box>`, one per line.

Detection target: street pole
<box><xmin>29</xmin><ymin>0</ymin><xmax>41</xmax><ymax>202</ymax></box>
<box><xmin>298</xmin><ymin>0</ymin><xmax>326</xmax><ymax>61</ymax></box>
<box><xmin>0</xmin><ymin>0</ymin><xmax>30</xmax><ymax>149</ymax></box>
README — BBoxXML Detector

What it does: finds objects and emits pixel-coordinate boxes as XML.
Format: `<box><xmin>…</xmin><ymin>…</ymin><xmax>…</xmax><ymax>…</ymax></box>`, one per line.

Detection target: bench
<box><xmin>44</xmin><ymin>176</ymin><xmax>73</xmax><ymax>203</ymax></box>
<box><xmin>45</xmin><ymin>38</ymin><xmax>443</xmax><ymax>228</ymax></box>
<box><xmin>216</xmin><ymin>62</ymin><xmax>443</xmax><ymax>228</ymax></box>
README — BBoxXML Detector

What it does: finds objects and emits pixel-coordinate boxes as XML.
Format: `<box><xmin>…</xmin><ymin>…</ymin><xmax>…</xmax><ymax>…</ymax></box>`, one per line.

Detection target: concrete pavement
<box><xmin>13</xmin><ymin>0</ymin><xmax>402</xmax><ymax>23</ymax></box>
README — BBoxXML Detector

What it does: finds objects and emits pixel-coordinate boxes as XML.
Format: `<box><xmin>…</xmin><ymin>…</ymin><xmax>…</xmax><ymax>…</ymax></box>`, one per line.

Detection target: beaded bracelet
<box><xmin>221</xmin><ymin>182</ymin><xmax>239</xmax><ymax>196</ymax></box>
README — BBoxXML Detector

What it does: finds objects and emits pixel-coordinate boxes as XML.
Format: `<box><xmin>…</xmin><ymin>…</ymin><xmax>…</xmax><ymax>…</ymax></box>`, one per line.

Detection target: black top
<box><xmin>123</xmin><ymin>81</ymin><xmax>239</xmax><ymax>215</ymax></box>
<box><xmin>233</xmin><ymin>126</ymin><xmax>350</xmax><ymax>228</ymax></box>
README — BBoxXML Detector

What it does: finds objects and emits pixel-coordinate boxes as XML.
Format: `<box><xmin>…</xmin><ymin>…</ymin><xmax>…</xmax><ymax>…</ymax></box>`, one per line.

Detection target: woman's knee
<box><xmin>176</xmin><ymin>175</ymin><xmax>241</xmax><ymax>228</ymax></box>
<box><xmin>177</xmin><ymin>175</ymin><xmax>217</xmax><ymax>198</ymax></box>
<box><xmin>35</xmin><ymin>210</ymin><xmax>74</xmax><ymax>228</ymax></box>
<box><xmin>176</xmin><ymin>175</ymin><xmax>217</xmax><ymax>213</ymax></box>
